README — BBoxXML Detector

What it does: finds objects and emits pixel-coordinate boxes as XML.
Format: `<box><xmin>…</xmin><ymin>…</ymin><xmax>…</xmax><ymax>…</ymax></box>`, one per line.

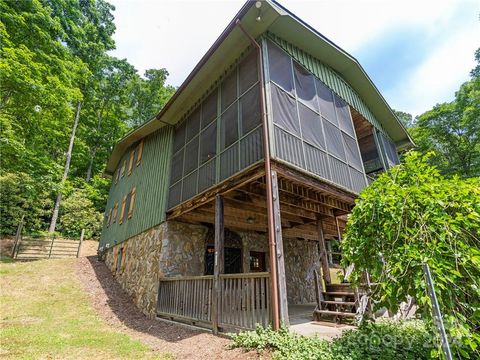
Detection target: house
<box><xmin>98</xmin><ymin>0</ymin><xmax>413</xmax><ymax>333</ymax></box>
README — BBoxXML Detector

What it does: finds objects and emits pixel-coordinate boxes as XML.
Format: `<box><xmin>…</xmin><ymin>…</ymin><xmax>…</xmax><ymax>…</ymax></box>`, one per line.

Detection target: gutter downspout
<box><xmin>235</xmin><ymin>19</ymin><xmax>280</xmax><ymax>330</ymax></box>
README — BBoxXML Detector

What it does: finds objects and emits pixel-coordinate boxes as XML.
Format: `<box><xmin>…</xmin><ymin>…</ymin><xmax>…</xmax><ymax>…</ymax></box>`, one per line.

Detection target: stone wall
<box><xmin>283</xmin><ymin>238</ymin><xmax>320</xmax><ymax>304</ymax></box>
<box><xmin>103</xmin><ymin>220</ymin><xmax>320</xmax><ymax>318</ymax></box>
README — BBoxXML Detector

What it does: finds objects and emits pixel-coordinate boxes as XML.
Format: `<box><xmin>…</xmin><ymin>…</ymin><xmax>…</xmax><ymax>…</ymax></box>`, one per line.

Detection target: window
<box><xmin>267</xmin><ymin>40</ymin><xmax>294</xmax><ymax>93</ymax></box>
<box><xmin>294</xmin><ymin>62</ymin><xmax>316</xmax><ymax>109</ymax></box>
<box><xmin>316</xmin><ymin>79</ymin><xmax>337</xmax><ymax>126</ymax></box>
<box><xmin>249</xmin><ymin>251</ymin><xmax>266</xmax><ymax>272</ymax></box>
<box><xmin>123</xmin><ymin>192</ymin><xmax>131</xmax><ymax>223</ymax></box>
<box><xmin>112</xmin><ymin>202</ymin><xmax>118</xmax><ymax>223</ymax></box>
<box><xmin>271</xmin><ymin>84</ymin><xmax>300</xmax><ymax>136</ymax></box>
<box><xmin>200</xmin><ymin>122</ymin><xmax>216</xmax><ymax>164</ymax></box>
<box><xmin>220</xmin><ymin>101</ymin><xmax>238</xmax><ymax>150</ymax></box>
<box><xmin>221</xmin><ymin>70</ymin><xmax>237</xmax><ymax>112</ymax></box>
<box><xmin>128</xmin><ymin>187</ymin><xmax>136</xmax><ymax>219</ymax></box>
<box><xmin>106</xmin><ymin>208</ymin><xmax>112</xmax><ymax>227</ymax></box>
<box><xmin>323</xmin><ymin>119</ymin><xmax>346</xmax><ymax>161</ymax></box>
<box><xmin>185</xmin><ymin>109</ymin><xmax>200</xmax><ymax>143</ymax></box>
<box><xmin>184</xmin><ymin>136</ymin><xmax>199</xmax><ymax>174</ymax></box>
<box><xmin>298</xmin><ymin>102</ymin><xmax>324</xmax><ymax>150</ymax></box>
<box><xmin>240</xmin><ymin>85</ymin><xmax>261</xmax><ymax>135</ymax></box>
<box><xmin>128</xmin><ymin>150</ymin><xmax>135</xmax><ymax>175</ymax></box>
<box><xmin>119</xmin><ymin>196</ymin><xmax>126</xmax><ymax>224</ymax></box>
<box><xmin>201</xmin><ymin>89</ymin><xmax>217</xmax><ymax>129</ymax></box>
<box><xmin>114</xmin><ymin>169</ymin><xmax>119</xmax><ymax>184</ymax></box>
<box><xmin>136</xmin><ymin>140</ymin><xmax>144</xmax><ymax>167</ymax></box>
<box><xmin>239</xmin><ymin>50</ymin><xmax>258</xmax><ymax>94</ymax></box>
<box><xmin>121</xmin><ymin>160</ymin><xmax>126</xmax><ymax>177</ymax></box>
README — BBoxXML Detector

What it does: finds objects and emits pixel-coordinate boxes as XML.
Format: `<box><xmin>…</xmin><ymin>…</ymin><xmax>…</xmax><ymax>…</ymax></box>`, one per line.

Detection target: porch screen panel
<box><xmin>378</xmin><ymin>132</ymin><xmax>400</xmax><ymax>168</ymax></box>
<box><xmin>168</xmin><ymin>49</ymin><xmax>263</xmax><ymax>209</ymax></box>
<box><xmin>267</xmin><ymin>39</ymin><xmax>367</xmax><ymax>194</ymax></box>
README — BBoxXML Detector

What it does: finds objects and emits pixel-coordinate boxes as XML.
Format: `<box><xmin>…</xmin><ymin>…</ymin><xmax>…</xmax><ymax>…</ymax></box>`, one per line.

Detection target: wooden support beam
<box><xmin>317</xmin><ymin>218</ymin><xmax>331</xmax><ymax>285</ymax></box>
<box><xmin>272</xmin><ymin>171</ymin><xmax>289</xmax><ymax>326</ymax></box>
<box><xmin>272</xmin><ymin>162</ymin><xmax>356</xmax><ymax>204</ymax></box>
<box><xmin>212</xmin><ymin>195</ymin><xmax>224</xmax><ymax>334</ymax></box>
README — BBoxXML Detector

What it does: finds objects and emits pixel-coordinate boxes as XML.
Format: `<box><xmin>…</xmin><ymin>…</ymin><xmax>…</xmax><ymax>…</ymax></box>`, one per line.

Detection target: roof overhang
<box><xmin>106</xmin><ymin>0</ymin><xmax>413</xmax><ymax>174</ymax></box>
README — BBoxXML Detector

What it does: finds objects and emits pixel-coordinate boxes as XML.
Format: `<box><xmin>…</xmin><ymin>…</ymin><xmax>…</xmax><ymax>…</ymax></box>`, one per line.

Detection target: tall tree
<box><xmin>412</xmin><ymin>48</ymin><xmax>480</xmax><ymax>177</ymax></box>
<box><xmin>393</xmin><ymin>109</ymin><xmax>414</xmax><ymax>128</ymax></box>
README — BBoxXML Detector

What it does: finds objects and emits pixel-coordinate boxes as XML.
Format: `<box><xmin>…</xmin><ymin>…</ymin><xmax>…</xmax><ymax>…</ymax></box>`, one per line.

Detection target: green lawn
<box><xmin>0</xmin><ymin>256</ymin><xmax>168</xmax><ymax>359</ymax></box>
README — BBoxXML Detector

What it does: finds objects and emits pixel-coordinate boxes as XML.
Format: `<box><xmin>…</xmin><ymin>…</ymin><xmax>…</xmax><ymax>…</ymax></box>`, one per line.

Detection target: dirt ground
<box><xmin>75</xmin><ymin>256</ymin><xmax>261</xmax><ymax>360</ymax></box>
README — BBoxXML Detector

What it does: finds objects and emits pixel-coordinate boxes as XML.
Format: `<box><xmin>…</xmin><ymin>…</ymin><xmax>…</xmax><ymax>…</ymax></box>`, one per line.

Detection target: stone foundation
<box><xmin>104</xmin><ymin>220</ymin><xmax>321</xmax><ymax>317</ymax></box>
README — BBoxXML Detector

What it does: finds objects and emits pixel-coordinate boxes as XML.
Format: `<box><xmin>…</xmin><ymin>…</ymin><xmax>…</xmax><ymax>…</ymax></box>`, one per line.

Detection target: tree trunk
<box><xmin>48</xmin><ymin>101</ymin><xmax>82</xmax><ymax>233</ymax></box>
<box><xmin>85</xmin><ymin>147</ymin><xmax>96</xmax><ymax>183</ymax></box>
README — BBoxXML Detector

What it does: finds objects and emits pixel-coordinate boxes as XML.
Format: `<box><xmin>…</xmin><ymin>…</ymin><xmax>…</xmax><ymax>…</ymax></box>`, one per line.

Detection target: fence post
<box><xmin>77</xmin><ymin>229</ymin><xmax>85</xmax><ymax>258</ymax></box>
<box><xmin>11</xmin><ymin>217</ymin><xmax>24</xmax><ymax>259</ymax></box>
<box><xmin>48</xmin><ymin>234</ymin><xmax>55</xmax><ymax>259</ymax></box>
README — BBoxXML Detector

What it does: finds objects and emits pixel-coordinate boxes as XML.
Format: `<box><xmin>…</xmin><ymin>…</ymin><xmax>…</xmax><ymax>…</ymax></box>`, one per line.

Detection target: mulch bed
<box><xmin>75</xmin><ymin>256</ymin><xmax>260</xmax><ymax>359</ymax></box>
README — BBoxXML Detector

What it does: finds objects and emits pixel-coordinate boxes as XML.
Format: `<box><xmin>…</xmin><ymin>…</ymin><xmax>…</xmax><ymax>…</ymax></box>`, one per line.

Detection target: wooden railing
<box><xmin>220</xmin><ymin>273</ymin><xmax>270</xmax><ymax>330</ymax></box>
<box><xmin>157</xmin><ymin>272</ymin><xmax>271</xmax><ymax>331</ymax></box>
<box><xmin>157</xmin><ymin>275</ymin><xmax>213</xmax><ymax>325</ymax></box>
<box><xmin>13</xmin><ymin>235</ymin><xmax>82</xmax><ymax>260</ymax></box>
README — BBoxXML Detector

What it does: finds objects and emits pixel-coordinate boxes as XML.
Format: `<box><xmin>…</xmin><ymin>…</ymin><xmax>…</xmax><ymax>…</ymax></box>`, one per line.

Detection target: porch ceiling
<box><xmin>167</xmin><ymin>162</ymin><xmax>354</xmax><ymax>241</ymax></box>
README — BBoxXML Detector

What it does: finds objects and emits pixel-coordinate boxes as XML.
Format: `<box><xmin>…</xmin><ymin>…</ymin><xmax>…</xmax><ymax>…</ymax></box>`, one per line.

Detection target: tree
<box><xmin>412</xmin><ymin>48</ymin><xmax>480</xmax><ymax>177</ymax></box>
<box><xmin>128</xmin><ymin>68</ymin><xmax>176</xmax><ymax>127</ymax></box>
<box><xmin>393</xmin><ymin>110</ymin><xmax>414</xmax><ymax>128</ymax></box>
<box><xmin>342</xmin><ymin>152</ymin><xmax>480</xmax><ymax>358</ymax></box>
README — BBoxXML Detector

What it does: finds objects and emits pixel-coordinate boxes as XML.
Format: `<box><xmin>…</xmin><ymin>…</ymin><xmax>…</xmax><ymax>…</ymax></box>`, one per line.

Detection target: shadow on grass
<box><xmin>84</xmin><ymin>255</ymin><xmax>220</xmax><ymax>344</ymax></box>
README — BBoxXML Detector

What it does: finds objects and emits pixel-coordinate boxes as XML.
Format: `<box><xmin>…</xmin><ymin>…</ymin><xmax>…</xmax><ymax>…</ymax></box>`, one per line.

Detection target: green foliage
<box><xmin>0</xmin><ymin>172</ymin><xmax>53</xmax><ymax>235</ymax></box>
<box><xmin>393</xmin><ymin>110</ymin><xmax>414</xmax><ymax>128</ymax></box>
<box><xmin>342</xmin><ymin>151</ymin><xmax>480</xmax><ymax>358</ymax></box>
<box><xmin>230</xmin><ymin>320</ymin><xmax>433</xmax><ymax>360</ymax></box>
<box><xmin>57</xmin><ymin>189</ymin><xmax>103</xmax><ymax>239</ymax></box>
<box><xmin>0</xmin><ymin>0</ymin><xmax>174</xmax><ymax>238</ymax></box>
<box><xmin>412</xmin><ymin>48</ymin><xmax>480</xmax><ymax>177</ymax></box>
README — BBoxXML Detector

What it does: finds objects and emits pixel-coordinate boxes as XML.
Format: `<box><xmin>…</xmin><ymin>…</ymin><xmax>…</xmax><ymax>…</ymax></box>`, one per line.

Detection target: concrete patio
<box><xmin>288</xmin><ymin>303</ymin><xmax>355</xmax><ymax>339</ymax></box>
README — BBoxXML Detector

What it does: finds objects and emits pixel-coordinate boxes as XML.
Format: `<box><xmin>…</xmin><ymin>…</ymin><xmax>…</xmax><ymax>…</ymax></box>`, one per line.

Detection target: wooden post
<box><xmin>11</xmin><ymin>217</ymin><xmax>24</xmax><ymax>259</ymax></box>
<box><xmin>76</xmin><ymin>229</ymin><xmax>85</xmax><ymax>258</ymax></box>
<box><xmin>271</xmin><ymin>171</ymin><xmax>289</xmax><ymax>326</ymax></box>
<box><xmin>335</xmin><ymin>216</ymin><xmax>347</xmax><ymax>280</ymax></box>
<box><xmin>212</xmin><ymin>195</ymin><xmax>224</xmax><ymax>334</ymax></box>
<box><xmin>317</xmin><ymin>218</ymin><xmax>331</xmax><ymax>285</ymax></box>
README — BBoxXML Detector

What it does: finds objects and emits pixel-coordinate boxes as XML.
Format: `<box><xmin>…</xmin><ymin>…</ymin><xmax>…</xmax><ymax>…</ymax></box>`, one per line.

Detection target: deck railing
<box><xmin>157</xmin><ymin>272</ymin><xmax>271</xmax><ymax>331</ymax></box>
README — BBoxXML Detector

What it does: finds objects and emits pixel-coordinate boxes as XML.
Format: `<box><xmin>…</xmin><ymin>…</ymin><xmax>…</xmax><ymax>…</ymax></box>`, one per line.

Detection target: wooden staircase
<box><xmin>313</xmin><ymin>270</ymin><xmax>367</xmax><ymax>323</ymax></box>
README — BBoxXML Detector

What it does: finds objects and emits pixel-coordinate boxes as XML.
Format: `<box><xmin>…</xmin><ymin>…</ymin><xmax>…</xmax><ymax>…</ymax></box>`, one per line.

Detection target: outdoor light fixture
<box><xmin>255</xmin><ymin>1</ymin><xmax>262</xmax><ymax>21</ymax></box>
<box><xmin>246</xmin><ymin>216</ymin><xmax>255</xmax><ymax>224</ymax></box>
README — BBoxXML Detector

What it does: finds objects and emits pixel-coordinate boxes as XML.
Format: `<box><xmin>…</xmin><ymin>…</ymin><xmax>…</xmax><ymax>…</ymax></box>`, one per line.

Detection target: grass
<box><xmin>0</xmin><ymin>256</ymin><xmax>169</xmax><ymax>359</ymax></box>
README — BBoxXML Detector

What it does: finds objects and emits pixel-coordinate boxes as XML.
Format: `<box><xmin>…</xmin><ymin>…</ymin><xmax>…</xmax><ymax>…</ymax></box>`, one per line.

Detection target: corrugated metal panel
<box><xmin>99</xmin><ymin>126</ymin><xmax>173</xmax><ymax>249</ymax></box>
<box><xmin>350</xmin><ymin>167</ymin><xmax>367</xmax><ymax>193</ymax></box>
<box><xmin>267</xmin><ymin>33</ymin><xmax>386</xmax><ymax>135</ymax></box>
<box><xmin>198</xmin><ymin>159</ymin><xmax>216</xmax><ymax>193</ymax></box>
<box><xmin>220</xmin><ymin>144</ymin><xmax>239</xmax><ymax>181</ymax></box>
<box><xmin>240</xmin><ymin>127</ymin><xmax>264</xmax><ymax>168</ymax></box>
<box><xmin>304</xmin><ymin>144</ymin><xmax>330</xmax><ymax>180</ymax></box>
<box><xmin>328</xmin><ymin>155</ymin><xmax>351</xmax><ymax>190</ymax></box>
<box><xmin>274</xmin><ymin>126</ymin><xmax>305</xmax><ymax>168</ymax></box>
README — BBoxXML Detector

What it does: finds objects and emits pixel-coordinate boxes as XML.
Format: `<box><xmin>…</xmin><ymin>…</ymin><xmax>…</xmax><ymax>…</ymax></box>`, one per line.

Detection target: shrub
<box><xmin>342</xmin><ymin>151</ymin><xmax>480</xmax><ymax>357</ymax></box>
<box><xmin>230</xmin><ymin>320</ymin><xmax>434</xmax><ymax>360</ymax></box>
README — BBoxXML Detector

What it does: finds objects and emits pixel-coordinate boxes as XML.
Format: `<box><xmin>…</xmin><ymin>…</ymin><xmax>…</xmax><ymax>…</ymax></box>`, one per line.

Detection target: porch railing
<box><xmin>157</xmin><ymin>272</ymin><xmax>271</xmax><ymax>331</ymax></box>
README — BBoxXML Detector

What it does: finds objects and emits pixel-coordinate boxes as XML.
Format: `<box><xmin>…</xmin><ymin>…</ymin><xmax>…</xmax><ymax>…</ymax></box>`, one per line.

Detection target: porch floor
<box><xmin>288</xmin><ymin>303</ymin><xmax>355</xmax><ymax>339</ymax></box>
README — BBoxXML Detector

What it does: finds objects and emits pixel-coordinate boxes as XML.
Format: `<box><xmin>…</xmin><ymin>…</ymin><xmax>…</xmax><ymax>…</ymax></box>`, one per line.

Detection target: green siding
<box><xmin>267</xmin><ymin>33</ymin><xmax>390</xmax><ymax>138</ymax></box>
<box><xmin>99</xmin><ymin>126</ymin><xmax>173</xmax><ymax>249</ymax></box>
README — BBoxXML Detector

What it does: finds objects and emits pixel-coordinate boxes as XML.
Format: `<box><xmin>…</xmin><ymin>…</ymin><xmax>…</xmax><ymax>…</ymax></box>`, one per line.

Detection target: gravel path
<box><xmin>75</xmin><ymin>256</ymin><xmax>260</xmax><ymax>359</ymax></box>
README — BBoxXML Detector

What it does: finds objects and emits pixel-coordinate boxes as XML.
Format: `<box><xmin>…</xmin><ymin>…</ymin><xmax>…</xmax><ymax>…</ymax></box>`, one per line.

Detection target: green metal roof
<box><xmin>105</xmin><ymin>0</ymin><xmax>413</xmax><ymax>174</ymax></box>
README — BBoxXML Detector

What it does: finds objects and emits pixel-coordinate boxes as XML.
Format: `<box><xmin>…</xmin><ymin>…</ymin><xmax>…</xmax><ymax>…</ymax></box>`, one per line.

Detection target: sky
<box><xmin>109</xmin><ymin>0</ymin><xmax>479</xmax><ymax>117</ymax></box>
